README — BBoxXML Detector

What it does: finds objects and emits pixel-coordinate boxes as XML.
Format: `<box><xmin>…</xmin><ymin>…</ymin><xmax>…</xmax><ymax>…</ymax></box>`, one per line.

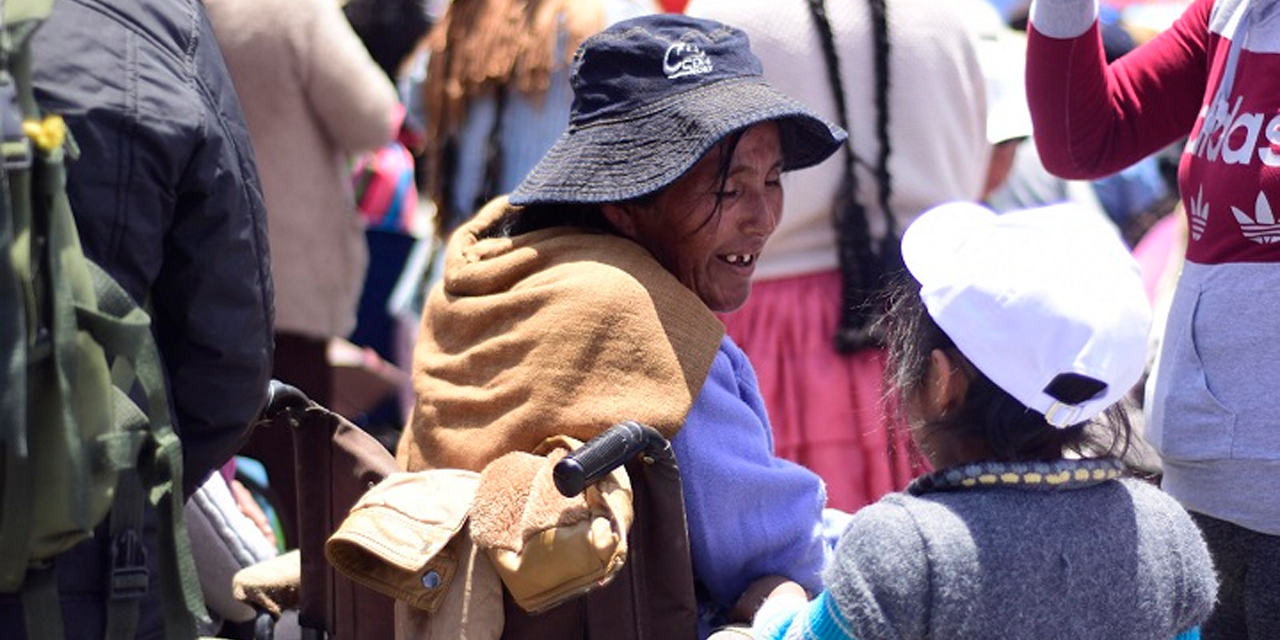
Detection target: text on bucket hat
<box><xmin>901</xmin><ymin>202</ymin><xmax>1152</xmax><ymax>428</ymax></box>
<box><xmin>509</xmin><ymin>14</ymin><xmax>846</xmax><ymax>206</ymax></box>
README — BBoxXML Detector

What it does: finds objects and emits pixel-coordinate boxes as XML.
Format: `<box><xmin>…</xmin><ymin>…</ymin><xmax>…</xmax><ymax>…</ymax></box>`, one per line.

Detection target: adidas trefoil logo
<box><xmin>1231</xmin><ymin>191</ymin><xmax>1280</xmax><ymax>245</ymax></box>
<box><xmin>1189</xmin><ymin>184</ymin><xmax>1209</xmax><ymax>241</ymax></box>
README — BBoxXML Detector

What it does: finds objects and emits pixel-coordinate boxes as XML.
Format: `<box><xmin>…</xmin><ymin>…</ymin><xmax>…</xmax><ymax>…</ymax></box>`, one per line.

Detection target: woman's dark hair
<box><xmin>881</xmin><ymin>277</ymin><xmax>1135</xmax><ymax>463</ymax></box>
<box><xmin>807</xmin><ymin>0</ymin><xmax>900</xmax><ymax>354</ymax></box>
<box><xmin>478</xmin><ymin>202</ymin><xmax>613</xmax><ymax>238</ymax></box>
<box><xmin>482</xmin><ymin>130</ymin><xmax>748</xmax><ymax>239</ymax></box>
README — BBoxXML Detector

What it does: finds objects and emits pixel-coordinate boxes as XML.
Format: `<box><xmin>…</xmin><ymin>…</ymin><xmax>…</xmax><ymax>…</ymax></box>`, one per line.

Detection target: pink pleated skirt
<box><xmin>721</xmin><ymin>269</ymin><xmax>928</xmax><ymax>513</ymax></box>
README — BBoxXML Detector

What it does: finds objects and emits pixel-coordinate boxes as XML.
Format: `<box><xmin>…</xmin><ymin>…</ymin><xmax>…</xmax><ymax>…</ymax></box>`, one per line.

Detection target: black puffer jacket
<box><xmin>31</xmin><ymin>0</ymin><xmax>274</xmax><ymax>497</ymax></box>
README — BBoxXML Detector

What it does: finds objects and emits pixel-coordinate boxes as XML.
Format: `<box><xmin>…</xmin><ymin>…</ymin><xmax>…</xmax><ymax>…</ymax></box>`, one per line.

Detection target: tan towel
<box><xmin>232</xmin><ymin>550</ymin><xmax>300</xmax><ymax>617</ymax></box>
<box><xmin>470</xmin><ymin>436</ymin><xmax>633</xmax><ymax>613</ymax></box>
<box><xmin>397</xmin><ymin>196</ymin><xmax>724</xmax><ymax>473</ymax></box>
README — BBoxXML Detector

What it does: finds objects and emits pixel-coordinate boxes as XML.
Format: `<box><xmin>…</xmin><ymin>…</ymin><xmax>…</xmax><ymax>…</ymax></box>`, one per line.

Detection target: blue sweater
<box><xmin>673</xmin><ymin>336</ymin><xmax>831</xmax><ymax>633</ymax></box>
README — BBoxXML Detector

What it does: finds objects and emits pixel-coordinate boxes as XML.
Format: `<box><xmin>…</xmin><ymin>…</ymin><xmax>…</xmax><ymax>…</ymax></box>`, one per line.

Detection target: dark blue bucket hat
<box><xmin>509</xmin><ymin>14</ymin><xmax>847</xmax><ymax>206</ymax></box>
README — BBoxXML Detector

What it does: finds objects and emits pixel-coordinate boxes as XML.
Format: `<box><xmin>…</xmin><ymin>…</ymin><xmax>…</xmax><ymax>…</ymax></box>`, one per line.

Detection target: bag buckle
<box><xmin>108</xmin><ymin>530</ymin><xmax>149</xmax><ymax>600</ymax></box>
<box><xmin>0</xmin><ymin>75</ymin><xmax>32</xmax><ymax>171</ymax></box>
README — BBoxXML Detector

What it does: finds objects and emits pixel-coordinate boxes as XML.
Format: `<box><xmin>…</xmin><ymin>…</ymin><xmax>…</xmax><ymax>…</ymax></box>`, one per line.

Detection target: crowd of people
<box><xmin>7</xmin><ymin>0</ymin><xmax>1278</xmax><ymax>638</ymax></box>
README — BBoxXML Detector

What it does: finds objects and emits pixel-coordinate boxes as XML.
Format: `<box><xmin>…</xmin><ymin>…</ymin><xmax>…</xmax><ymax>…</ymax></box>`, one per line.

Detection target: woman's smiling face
<box><xmin>604</xmin><ymin>121</ymin><xmax>784</xmax><ymax>313</ymax></box>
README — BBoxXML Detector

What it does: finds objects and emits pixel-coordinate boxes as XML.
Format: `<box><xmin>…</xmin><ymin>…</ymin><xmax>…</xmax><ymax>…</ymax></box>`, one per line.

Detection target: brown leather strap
<box><xmin>292</xmin><ymin>406</ymin><xmax>399</xmax><ymax>639</ymax></box>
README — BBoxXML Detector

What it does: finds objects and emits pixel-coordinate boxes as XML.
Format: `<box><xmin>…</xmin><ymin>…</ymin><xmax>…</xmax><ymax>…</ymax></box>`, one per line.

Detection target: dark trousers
<box><xmin>0</xmin><ymin>510</ymin><xmax>165</xmax><ymax>640</ymax></box>
<box><xmin>1191</xmin><ymin>511</ymin><xmax>1280</xmax><ymax>639</ymax></box>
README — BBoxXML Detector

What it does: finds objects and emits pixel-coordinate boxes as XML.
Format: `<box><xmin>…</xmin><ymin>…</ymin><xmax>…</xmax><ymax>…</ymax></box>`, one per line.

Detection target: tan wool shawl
<box><xmin>397</xmin><ymin>197</ymin><xmax>725</xmax><ymax>472</ymax></box>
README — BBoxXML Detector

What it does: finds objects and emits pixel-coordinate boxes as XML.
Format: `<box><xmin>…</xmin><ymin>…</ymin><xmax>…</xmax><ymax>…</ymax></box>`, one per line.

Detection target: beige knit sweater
<box><xmin>397</xmin><ymin>197</ymin><xmax>725</xmax><ymax>473</ymax></box>
<box><xmin>205</xmin><ymin>0</ymin><xmax>398</xmax><ymax>338</ymax></box>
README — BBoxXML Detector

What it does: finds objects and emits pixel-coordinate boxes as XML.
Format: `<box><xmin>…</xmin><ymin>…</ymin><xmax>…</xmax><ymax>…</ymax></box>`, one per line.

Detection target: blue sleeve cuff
<box><xmin>752</xmin><ymin>591</ymin><xmax>857</xmax><ymax>640</ymax></box>
<box><xmin>752</xmin><ymin>592</ymin><xmax>810</xmax><ymax>639</ymax></box>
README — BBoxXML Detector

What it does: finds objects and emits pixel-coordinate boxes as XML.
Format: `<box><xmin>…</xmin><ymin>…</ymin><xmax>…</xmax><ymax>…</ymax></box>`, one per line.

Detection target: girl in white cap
<box><xmin>749</xmin><ymin>202</ymin><xmax>1217</xmax><ymax>640</ymax></box>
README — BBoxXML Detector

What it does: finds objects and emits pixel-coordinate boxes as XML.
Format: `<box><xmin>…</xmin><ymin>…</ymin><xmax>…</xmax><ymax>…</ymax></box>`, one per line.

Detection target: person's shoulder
<box><xmin>1117</xmin><ymin>478</ymin><xmax>1216</xmax><ymax>559</ymax></box>
<box><xmin>531</xmin><ymin>231</ymin><xmax>693</xmax><ymax>309</ymax></box>
<box><xmin>1116</xmin><ymin>478</ymin><xmax>1218</xmax><ymax>623</ymax></box>
<box><xmin>892</xmin><ymin>0</ymin><xmax>999</xmax><ymax>41</ymax></box>
<box><xmin>825</xmin><ymin>494</ymin><xmax>934</xmax><ymax>637</ymax></box>
<box><xmin>534</xmin><ymin>228</ymin><xmax>726</xmax><ymax>371</ymax></box>
<box><xmin>63</xmin><ymin>0</ymin><xmax>201</xmax><ymax>58</ymax></box>
<box><xmin>1118</xmin><ymin>477</ymin><xmax>1203</xmax><ymax>526</ymax></box>
<box><xmin>534</xmin><ymin>230</ymin><xmax>661</xmax><ymax>287</ymax></box>
<box><xmin>838</xmin><ymin>493</ymin><xmax>937</xmax><ymax>551</ymax></box>
<box><xmin>35</xmin><ymin>0</ymin><xmax>220</xmax><ymax>127</ymax></box>
<box><xmin>1118</xmin><ymin>476</ymin><xmax>1184</xmax><ymax>507</ymax></box>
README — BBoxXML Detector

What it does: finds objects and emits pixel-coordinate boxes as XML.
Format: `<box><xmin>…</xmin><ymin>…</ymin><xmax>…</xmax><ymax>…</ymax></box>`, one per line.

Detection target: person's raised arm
<box><xmin>1027</xmin><ymin>0</ymin><xmax>1211</xmax><ymax>178</ymax></box>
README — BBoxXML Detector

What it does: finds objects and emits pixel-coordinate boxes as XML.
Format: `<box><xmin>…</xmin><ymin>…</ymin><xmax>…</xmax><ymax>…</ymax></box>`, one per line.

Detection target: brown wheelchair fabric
<box><xmin>286</xmin><ymin>403</ymin><xmax>400</xmax><ymax>640</ymax></box>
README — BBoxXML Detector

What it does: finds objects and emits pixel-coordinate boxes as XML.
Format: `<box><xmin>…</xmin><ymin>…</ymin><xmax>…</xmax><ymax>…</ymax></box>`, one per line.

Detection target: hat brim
<box><xmin>509</xmin><ymin>77</ymin><xmax>846</xmax><ymax>206</ymax></box>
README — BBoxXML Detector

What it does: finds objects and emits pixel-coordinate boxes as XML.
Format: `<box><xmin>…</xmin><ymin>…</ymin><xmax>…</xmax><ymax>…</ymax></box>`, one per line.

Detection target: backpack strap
<box><xmin>1</xmin><ymin>1</ymin><xmax>205</xmax><ymax>637</ymax></box>
<box><xmin>85</xmin><ymin>263</ymin><xmax>205</xmax><ymax>640</ymax></box>
<box><xmin>1</xmin><ymin>2</ymin><xmax>61</xmax><ymax>629</ymax></box>
<box><xmin>0</xmin><ymin>0</ymin><xmax>54</xmax><ymax>463</ymax></box>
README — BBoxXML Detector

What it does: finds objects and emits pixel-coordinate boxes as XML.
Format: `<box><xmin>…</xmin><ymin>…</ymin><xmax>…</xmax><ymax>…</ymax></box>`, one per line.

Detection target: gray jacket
<box><xmin>822</xmin><ymin>478</ymin><xmax>1217</xmax><ymax>639</ymax></box>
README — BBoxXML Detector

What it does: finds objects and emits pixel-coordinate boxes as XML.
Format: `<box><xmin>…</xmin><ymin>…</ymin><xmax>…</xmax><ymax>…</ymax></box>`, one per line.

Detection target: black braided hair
<box><xmin>807</xmin><ymin>0</ymin><xmax>897</xmax><ymax>354</ymax></box>
<box><xmin>868</xmin><ymin>0</ymin><xmax>902</xmax><ymax>281</ymax></box>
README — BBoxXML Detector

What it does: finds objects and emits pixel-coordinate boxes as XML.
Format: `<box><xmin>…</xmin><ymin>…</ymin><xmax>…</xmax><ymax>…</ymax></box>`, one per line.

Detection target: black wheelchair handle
<box><xmin>261</xmin><ymin>379</ymin><xmax>312</xmax><ymax>421</ymax></box>
<box><xmin>553</xmin><ymin>420</ymin><xmax>668</xmax><ymax>498</ymax></box>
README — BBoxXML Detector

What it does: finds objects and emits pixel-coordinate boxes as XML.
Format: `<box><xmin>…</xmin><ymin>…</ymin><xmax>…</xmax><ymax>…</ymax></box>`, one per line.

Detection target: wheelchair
<box><xmin>231</xmin><ymin>381</ymin><xmax>699</xmax><ymax>640</ymax></box>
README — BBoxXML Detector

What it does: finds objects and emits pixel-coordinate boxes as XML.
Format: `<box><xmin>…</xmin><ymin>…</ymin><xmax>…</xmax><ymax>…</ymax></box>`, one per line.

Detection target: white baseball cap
<box><xmin>901</xmin><ymin>202</ymin><xmax>1152</xmax><ymax>427</ymax></box>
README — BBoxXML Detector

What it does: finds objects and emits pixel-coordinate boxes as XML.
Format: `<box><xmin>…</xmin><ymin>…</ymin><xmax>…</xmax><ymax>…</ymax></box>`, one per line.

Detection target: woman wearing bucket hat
<box><xmin>394</xmin><ymin>13</ymin><xmax>847</xmax><ymax>634</ymax></box>
<box><xmin>750</xmin><ymin>202</ymin><xmax>1217</xmax><ymax>639</ymax></box>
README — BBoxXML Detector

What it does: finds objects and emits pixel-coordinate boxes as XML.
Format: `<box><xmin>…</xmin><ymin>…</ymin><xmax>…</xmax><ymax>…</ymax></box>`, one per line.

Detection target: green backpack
<box><xmin>0</xmin><ymin>1</ymin><xmax>207</xmax><ymax>638</ymax></box>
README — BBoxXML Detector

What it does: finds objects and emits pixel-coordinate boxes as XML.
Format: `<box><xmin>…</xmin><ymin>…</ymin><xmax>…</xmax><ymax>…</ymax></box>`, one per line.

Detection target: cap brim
<box><xmin>510</xmin><ymin>77</ymin><xmax>846</xmax><ymax>206</ymax></box>
<box><xmin>901</xmin><ymin>201</ymin><xmax>998</xmax><ymax>290</ymax></box>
